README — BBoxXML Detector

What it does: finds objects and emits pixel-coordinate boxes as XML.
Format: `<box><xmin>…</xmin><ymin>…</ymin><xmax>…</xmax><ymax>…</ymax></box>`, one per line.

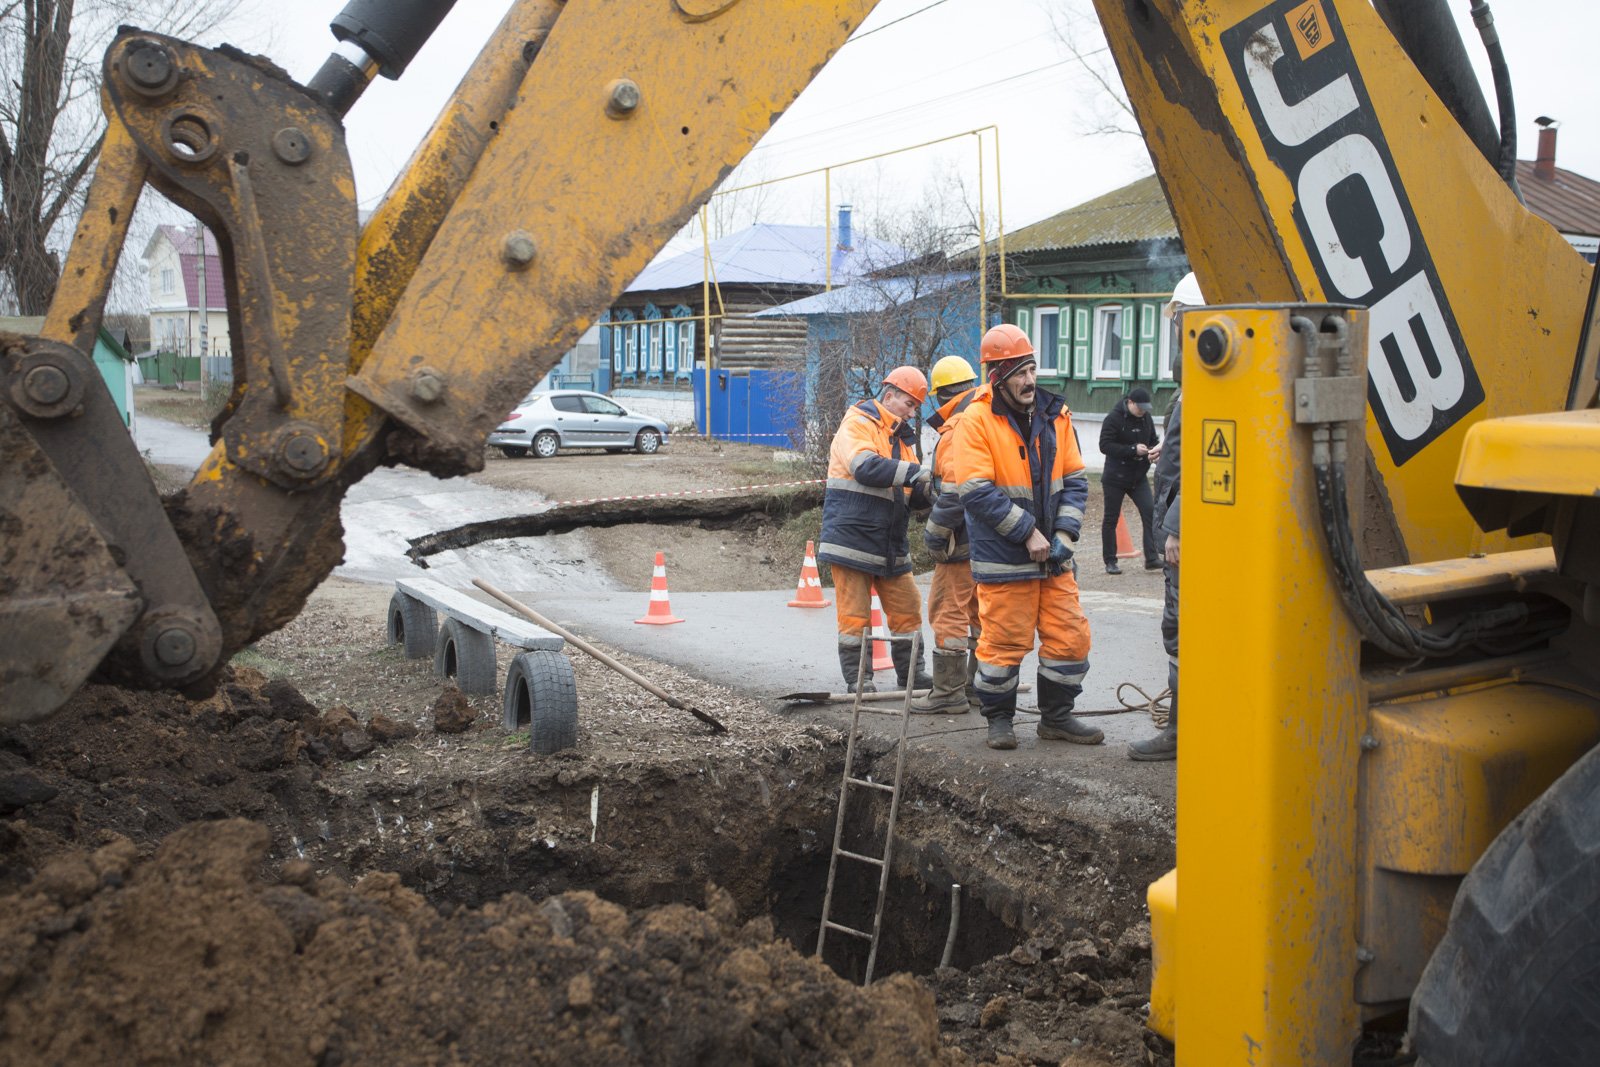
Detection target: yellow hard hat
<box><xmin>929</xmin><ymin>355</ymin><xmax>977</xmax><ymax>392</ymax></box>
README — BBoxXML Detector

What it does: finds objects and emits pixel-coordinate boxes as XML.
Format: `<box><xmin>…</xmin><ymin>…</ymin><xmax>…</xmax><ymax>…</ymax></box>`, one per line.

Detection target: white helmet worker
<box><xmin>1161</xmin><ymin>272</ymin><xmax>1206</xmax><ymax>382</ymax></box>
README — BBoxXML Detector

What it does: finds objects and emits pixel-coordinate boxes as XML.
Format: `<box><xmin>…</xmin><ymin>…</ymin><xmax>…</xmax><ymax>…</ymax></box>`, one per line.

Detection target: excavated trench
<box><xmin>1</xmin><ymin>677</ymin><xmax>1172</xmax><ymax>1064</ymax></box>
<box><xmin>312</xmin><ymin>739</ymin><xmax>1156</xmax><ymax>989</ymax></box>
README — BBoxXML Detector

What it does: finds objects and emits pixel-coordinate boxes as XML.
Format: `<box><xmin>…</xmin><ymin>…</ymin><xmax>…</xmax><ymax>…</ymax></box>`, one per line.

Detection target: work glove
<box><xmin>924</xmin><ymin>522</ymin><xmax>955</xmax><ymax>563</ymax></box>
<box><xmin>1046</xmin><ymin>531</ymin><xmax>1076</xmax><ymax>577</ymax></box>
<box><xmin>908</xmin><ymin>465</ymin><xmax>934</xmax><ymax>508</ymax></box>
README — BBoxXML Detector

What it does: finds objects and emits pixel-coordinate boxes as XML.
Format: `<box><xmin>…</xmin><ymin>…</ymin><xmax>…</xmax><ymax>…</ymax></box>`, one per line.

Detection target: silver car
<box><xmin>487</xmin><ymin>390</ymin><xmax>670</xmax><ymax>458</ymax></box>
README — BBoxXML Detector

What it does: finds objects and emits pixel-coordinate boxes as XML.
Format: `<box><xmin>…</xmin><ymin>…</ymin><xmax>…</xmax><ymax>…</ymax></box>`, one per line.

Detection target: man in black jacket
<box><xmin>1097</xmin><ymin>386</ymin><xmax>1161</xmax><ymax>574</ymax></box>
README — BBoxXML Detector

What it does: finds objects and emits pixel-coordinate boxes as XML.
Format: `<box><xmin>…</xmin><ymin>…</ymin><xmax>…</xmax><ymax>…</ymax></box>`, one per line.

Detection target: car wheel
<box><xmin>635</xmin><ymin>428</ymin><xmax>662</xmax><ymax>454</ymax></box>
<box><xmin>532</xmin><ymin>431</ymin><xmax>560</xmax><ymax>459</ymax></box>
<box><xmin>499</xmin><ymin>446</ymin><xmax>528</xmax><ymax>458</ymax></box>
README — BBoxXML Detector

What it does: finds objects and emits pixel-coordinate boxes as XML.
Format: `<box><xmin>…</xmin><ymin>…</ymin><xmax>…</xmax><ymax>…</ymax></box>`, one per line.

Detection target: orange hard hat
<box><xmin>882</xmin><ymin>365</ymin><xmax>929</xmax><ymax>404</ymax></box>
<box><xmin>980</xmin><ymin>323</ymin><xmax>1035</xmax><ymax>363</ymax></box>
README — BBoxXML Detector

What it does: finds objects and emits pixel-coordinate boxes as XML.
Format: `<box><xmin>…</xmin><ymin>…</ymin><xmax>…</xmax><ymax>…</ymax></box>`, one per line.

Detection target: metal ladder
<box><xmin>815</xmin><ymin>628</ymin><xmax>918</xmax><ymax>984</ymax></box>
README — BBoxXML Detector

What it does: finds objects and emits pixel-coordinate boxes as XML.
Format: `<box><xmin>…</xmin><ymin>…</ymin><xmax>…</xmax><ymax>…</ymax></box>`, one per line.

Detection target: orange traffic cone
<box><xmin>635</xmin><ymin>551</ymin><xmax>685</xmax><ymax>625</ymax></box>
<box><xmin>788</xmin><ymin>540</ymin><xmax>832</xmax><ymax>608</ymax></box>
<box><xmin>1116</xmin><ymin>513</ymin><xmax>1140</xmax><ymax>560</ymax></box>
<box><xmin>869</xmin><ymin>585</ymin><xmax>893</xmax><ymax>672</ymax></box>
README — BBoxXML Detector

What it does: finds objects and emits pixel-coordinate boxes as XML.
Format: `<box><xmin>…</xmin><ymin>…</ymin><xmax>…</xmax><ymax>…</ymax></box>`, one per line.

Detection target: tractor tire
<box><xmin>386</xmin><ymin>592</ymin><xmax>437</xmax><ymax>659</ymax></box>
<box><xmin>1410</xmin><ymin>741</ymin><xmax>1600</xmax><ymax>1066</ymax></box>
<box><xmin>503</xmin><ymin>650</ymin><xmax>578</xmax><ymax>754</ymax></box>
<box><xmin>432</xmin><ymin>618</ymin><xmax>498</xmax><ymax>696</ymax></box>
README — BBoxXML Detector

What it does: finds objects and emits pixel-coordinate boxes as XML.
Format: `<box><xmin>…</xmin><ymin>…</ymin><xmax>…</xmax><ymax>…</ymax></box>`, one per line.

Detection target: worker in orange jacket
<box><xmin>955</xmin><ymin>324</ymin><xmax>1098</xmax><ymax>750</ymax></box>
<box><xmin>910</xmin><ymin>355</ymin><xmax>985</xmax><ymax>715</ymax></box>
<box><xmin>818</xmin><ymin>366</ymin><xmax>935</xmax><ymax>693</ymax></box>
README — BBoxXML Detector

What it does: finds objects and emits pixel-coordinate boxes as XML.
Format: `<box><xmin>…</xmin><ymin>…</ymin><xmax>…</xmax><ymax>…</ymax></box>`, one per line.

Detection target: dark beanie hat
<box><xmin>1128</xmin><ymin>386</ymin><xmax>1152</xmax><ymax>405</ymax></box>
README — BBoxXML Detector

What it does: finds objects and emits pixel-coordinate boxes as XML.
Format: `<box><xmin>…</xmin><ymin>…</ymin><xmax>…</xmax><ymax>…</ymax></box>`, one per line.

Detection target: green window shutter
<box><xmin>1120</xmin><ymin>302</ymin><xmax>1136</xmax><ymax>380</ymax></box>
<box><xmin>1013</xmin><ymin>305</ymin><xmax>1032</xmax><ymax>337</ymax></box>
<box><xmin>1072</xmin><ymin>306</ymin><xmax>1091</xmax><ymax>378</ymax></box>
<box><xmin>1137</xmin><ymin>301</ymin><xmax>1157</xmax><ymax>378</ymax></box>
<box><xmin>1056</xmin><ymin>311</ymin><xmax>1071</xmax><ymax>377</ymax></box>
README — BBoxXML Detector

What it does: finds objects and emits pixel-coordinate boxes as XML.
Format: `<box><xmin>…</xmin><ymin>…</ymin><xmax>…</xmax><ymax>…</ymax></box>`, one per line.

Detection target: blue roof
<box><xmin>627</xmin><ymin>223</ymin><xmax>905</xmax><ymax>293</ymax></box>
<box><xmin>753</xmin><ymin>273</ymin><xmax>975</xmax><ymax>317</ymax></box>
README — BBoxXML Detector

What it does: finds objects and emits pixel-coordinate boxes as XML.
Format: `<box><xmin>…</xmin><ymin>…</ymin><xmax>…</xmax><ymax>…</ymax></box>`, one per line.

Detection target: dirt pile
<box><xmin>0</xmin><ymin>819</ymin><xmax>953</xmax><ymax>1066</ymax></box>
<box><xmin>0</xmin><ymin>668</ymin><xmax>402</xmax><ymax>889</ymax></box>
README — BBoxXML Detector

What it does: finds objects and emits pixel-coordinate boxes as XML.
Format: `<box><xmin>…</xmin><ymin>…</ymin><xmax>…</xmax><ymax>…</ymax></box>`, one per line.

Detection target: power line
<box><xmin>844</xmin><ymin>0</ymin><xmax>956</xmax><ymax>45</ymax></box>
<box><xmin>752</xmin><ymin>54</ymin><xmax>1090</xmax><ymax>154</ymax></box>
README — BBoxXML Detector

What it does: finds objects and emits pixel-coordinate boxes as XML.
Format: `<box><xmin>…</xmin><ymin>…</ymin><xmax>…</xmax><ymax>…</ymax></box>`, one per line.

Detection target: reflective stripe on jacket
<box><xmin>819</xmin><ymin>399</ymin><xmax>928</xmax><ymax>577</ymax></box>
<box><xmin>923</xmin><ymin>386</ymin><xmax>983</xmax><ymax>563</ymax></box>
<box><xmin>954</xmin><ymin>388</ymin><xmax>1088</xmax><ymax>584</ymax></box>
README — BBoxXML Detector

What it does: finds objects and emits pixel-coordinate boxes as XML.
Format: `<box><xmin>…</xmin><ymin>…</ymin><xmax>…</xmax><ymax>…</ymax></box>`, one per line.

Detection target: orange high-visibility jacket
<box><xmin>954</xmin><ymin>388</ymin><xmax>1088</xmax><ymax>583</ymax></box>
<box><xmin>819</xmin><ymin>399</ymin><xmax>930</xmax><ymax>577</ymax></box>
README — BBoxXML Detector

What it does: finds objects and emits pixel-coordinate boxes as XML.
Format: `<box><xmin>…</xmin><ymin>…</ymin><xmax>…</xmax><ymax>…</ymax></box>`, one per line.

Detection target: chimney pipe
<box><xmin>1534</xmin><ymin>116</ymin><xmax>1559</xmax><ymax>181</ymax></box>
<box><xmin>837</xmin><ymin>203</ymin><xmax>853</xmax><ymax>252</ymax></box>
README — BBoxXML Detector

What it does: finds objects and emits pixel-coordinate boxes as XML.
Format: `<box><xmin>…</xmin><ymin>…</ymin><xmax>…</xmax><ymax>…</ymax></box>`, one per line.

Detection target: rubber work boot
<box><xmin>838</xmin><ymin>643</ymin><xmax>877</xmax><ymax>694</ymax></box>
<box><xmin>986</xmin><ymin>716</ymin><xmax>1017</xmax><ymax>750</ymax></box>
<box><xmin>910</xmin><ymin>652</ymin><xmax>969</xmax><ymax>714</ymax></box>
<box><xmin>891</xmin><ymin>639</ymin><xmax>934</xmax><ymax>692</ymax></box>
<box><xmin>965</xmin><ymin>640</ymin><xmax>982</xmax><ymax>715</ymax></box>
<box><xmin>1127</xmin><ymin>696</ymin><xmax>1177</xmax><ymax>761</ymax></box>
<box><xmin>1036</xmin><ymin>676</ymin><xmax>1104</xmax><ymax>745</ymax></box>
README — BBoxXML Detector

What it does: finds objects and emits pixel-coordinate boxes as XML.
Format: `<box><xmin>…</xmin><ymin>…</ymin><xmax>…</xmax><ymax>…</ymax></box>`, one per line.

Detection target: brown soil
<box><xmin>3</xmin><ymin>421</ymin><xmax>1178</xmax><ymax>1066</ymax></box>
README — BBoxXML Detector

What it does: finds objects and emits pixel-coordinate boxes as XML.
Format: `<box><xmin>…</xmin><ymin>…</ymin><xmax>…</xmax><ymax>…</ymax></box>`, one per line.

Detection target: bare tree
<box><xmin>0</xmin><ymin>0</ymin><xmax>254</xmax><ymax>314</ymax></box>
<box><xmin>793</xmin><ymin>171</ymin><xmax>983</xmax><ymax>469</ymax></box>
<box><xmin>1042</xmin><ymin>0</ymin><xmax>1141</xmax><ymax>139</ymax></box>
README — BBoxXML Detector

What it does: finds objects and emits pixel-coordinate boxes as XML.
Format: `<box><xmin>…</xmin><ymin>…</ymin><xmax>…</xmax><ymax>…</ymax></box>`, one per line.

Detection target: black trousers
<box><xmin>1101</xmin><ymin>477</ymin><xmax>1158</xmax><ymax>566</ymax></box>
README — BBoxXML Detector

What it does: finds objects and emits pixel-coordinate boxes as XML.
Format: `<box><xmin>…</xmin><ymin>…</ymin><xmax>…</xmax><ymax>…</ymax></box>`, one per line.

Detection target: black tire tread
<box><xmin>1411</xmin><ymin>742</ymin><xmax>1600</xmax><ymax>1066</ymax></box>
<box><xmin>386</xmin><ymin>592</ymin><xmax>437</xmax><ymax>659</ymax></box>
<box><xmin>432</xmin><ymin>617</ymin><xmax>499</xmax><ymax>696</ymax></box>
<box><xmin>503</xmin><ymin>650</ymin><xmax>578</xmax><ymax>754</ymax></box>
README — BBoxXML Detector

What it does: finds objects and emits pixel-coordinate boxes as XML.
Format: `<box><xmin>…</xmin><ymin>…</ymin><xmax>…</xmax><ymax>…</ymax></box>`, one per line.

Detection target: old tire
<box><xmin>385</xmin><ymin>592</ymin><xmax>436</xmax><ymax>659</ymax></box>
<box><xmin>432</xmin><ymin>618</ymin><xmax>498</xmax><ymax>696</ymax></box>
<box><xmin>1410</xmin><ymin>742</ymin><xmax>1600</xmax><ymax>1065</ymax></box>
<box><xmin>532</xmin><ymin>431</ymin><xmax>559</xmax><ymax>458</ymax></box>
<box><xmin>503</xmin><ymin>650</ymin><xmax>578</xmax><ymax>754</ymax></box>
<box><xmin>635</xmin><ymin>428</ymin><xmax>662</xmax><ymax>454</ymax></box>
<box><xmin>500</xmin><ymin>446</ymin><xmax>528</xmax><ymax>458</ymax></box>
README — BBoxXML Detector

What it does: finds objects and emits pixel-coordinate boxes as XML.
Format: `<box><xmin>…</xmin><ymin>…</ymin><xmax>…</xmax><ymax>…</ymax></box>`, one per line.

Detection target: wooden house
<box><xmin>601</xmin><ymin>206</ymin><xmax>902</xmax><ymax>393</ymax></box>
<box><xmin>994</xmin><ymin>175</ymin><xmax>1189</xmax><ymax>415</ymax></box>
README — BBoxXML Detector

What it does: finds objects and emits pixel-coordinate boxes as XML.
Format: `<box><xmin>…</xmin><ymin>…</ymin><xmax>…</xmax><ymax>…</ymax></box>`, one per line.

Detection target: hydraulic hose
<box><xmin>1469</xmin><ymin>0</ymin><xmax>1520</xmax><ymax>188</ymax></box>
<box><xmin>1295</xmin><ymin>315</ymin><xmax>1559</xmax><ymax>661</ymax></box>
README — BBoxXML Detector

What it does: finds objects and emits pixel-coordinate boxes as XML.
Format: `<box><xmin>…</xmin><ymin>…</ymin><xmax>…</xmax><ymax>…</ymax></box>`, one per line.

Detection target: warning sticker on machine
<box><xmin>1201</xmin><ymin>420</ymin><xmax>1236</xmax><ymax>505</ymax></box>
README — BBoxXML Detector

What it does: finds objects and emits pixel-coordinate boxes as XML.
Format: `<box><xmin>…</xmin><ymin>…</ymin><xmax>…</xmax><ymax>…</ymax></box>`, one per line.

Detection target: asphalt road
<box><xmin>137</xmin><ymin>416</ymin><xmax>1177</xmax><ymax>809</ymax></box>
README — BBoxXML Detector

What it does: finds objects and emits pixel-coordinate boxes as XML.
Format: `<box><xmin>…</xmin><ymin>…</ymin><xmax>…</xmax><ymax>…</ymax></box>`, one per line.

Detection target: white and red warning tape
<box><xmin>543</xmin><ymin>478</ymin><xmax>823</xmax><ymax>509</ymax></box>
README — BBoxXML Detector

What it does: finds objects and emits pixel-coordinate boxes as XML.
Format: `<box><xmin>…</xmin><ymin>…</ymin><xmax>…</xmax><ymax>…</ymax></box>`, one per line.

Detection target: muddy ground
<box><xmin>14</xmin><ymin>395</ymin><xmax>1177</xmax><ymax>1065</ymax></box>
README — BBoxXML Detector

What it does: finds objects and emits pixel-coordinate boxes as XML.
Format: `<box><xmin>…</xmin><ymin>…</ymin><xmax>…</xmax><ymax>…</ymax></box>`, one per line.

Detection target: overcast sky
<box><xmin>221</xmin><ymin>0</ymin><xmax>1600</xmax><ymax>254</ymax></box>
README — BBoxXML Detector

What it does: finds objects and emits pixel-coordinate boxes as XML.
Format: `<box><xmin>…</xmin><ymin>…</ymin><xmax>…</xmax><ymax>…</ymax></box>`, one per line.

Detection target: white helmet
<box><xmin>1169</xmin><ymin>271</ymin><xmax>1204</xmax><ymax>310</ymax></box>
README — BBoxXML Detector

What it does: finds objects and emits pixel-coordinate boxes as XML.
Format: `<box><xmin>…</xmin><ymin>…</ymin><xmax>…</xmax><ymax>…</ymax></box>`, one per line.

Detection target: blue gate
<box><xmin>691</xmin><ymin>368</ymin><xmax>802</xmax><ymax>446</ymax></box>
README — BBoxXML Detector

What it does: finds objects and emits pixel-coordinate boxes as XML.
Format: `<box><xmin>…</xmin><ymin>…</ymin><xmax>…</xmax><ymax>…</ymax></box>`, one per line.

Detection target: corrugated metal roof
<box><xmin>155</xmin><ymin>224</ymin><xmax>229</xmax><ymax>311</ymax></box>
<box><xmin>626</xmin><ymin>223</ymin><xmax>904</xmax><ymax>293</ymax></box>
<box><xmin>1515</xmin><ymin>162</ymin><xmax>1600</xmax><ymax>237</ymax></box>
<box><xmin>754</xmin><ymin>273</ymin><xmax>974</xmax><ymax>317</ymax></box>
<box><xmin>999</xmin><ymin>174</ymin><xmax>1177</xmax><ymax>255</ymax></box>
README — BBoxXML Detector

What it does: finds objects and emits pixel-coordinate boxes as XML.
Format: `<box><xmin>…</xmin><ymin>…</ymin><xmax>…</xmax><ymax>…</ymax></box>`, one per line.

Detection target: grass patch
<box><xmin>231</xmin><ymin>648</ymin><xmax>293</xmax><ymax>676</ymax></box>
